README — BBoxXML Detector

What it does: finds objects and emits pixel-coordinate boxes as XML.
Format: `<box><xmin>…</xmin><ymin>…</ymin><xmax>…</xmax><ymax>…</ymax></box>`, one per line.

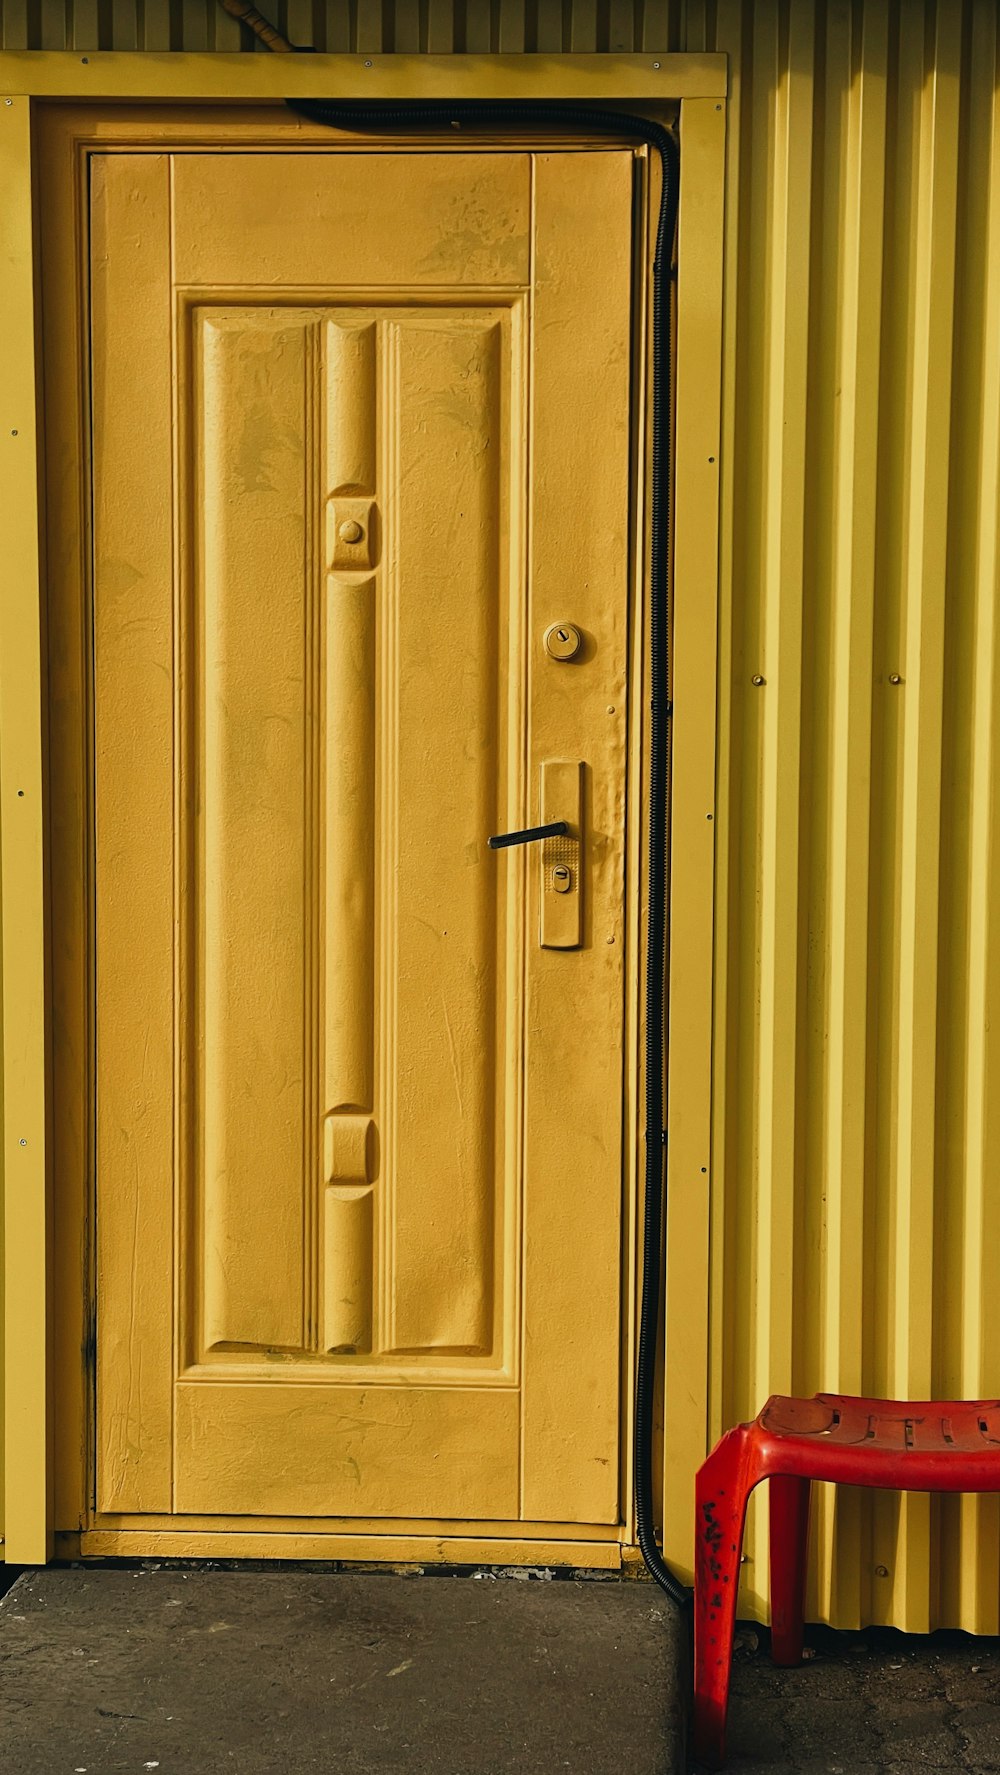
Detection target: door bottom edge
<box><xmin>56</xmin><ymin>1528</ymin><xmax>627</xmax><ymax>1568</ymax></box>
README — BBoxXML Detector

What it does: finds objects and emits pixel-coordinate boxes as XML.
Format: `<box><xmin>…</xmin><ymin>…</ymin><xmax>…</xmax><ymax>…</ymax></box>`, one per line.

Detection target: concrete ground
<box><xmin>725</xmin><ymin>1623</ymin><xmax>1000</xmax><ymax>1773</ymax></box>
<box><xmin>0</xmin><ymin>1564</ymin><xmax>686</xmax><ymax>1775</ymax></box>
<box><xmin>6</xmin><ymin>1566</ymin><xmax>1000</xmax><ymax>1773</ymax></box>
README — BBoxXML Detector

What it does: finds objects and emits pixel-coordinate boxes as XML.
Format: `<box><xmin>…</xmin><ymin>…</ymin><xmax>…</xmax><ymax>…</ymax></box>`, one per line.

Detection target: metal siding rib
<box><xmin>284</xmin><ymin>1</ymin><xmax>317</xmax><ymax>51</ymax></box>
<box><xmin>720</xmin><ymin>0</ymin><xmax>771</xmax><ymax>1600</ymax></box>
<box><xmin>706</xmin><ymin>0</ymin><xmax>747</xmax><ymax>1472</ymax></box>
<box><xmin>355</xmin><ymin>0</ymin><xmax>383</xmax><ymax>54</ymax></box>
<box><xmin>0</xmin><ymin>0</ymin><xmax>27</xmax><ymax>48</ymax></box>
<box><xmin>143</xmin><ymin>6</ymin><xmax>173</xmax><ymax>50</ymax></box>
<box><xmin>569</xmin><ymin>0</ymin><xmax>598</xmax><ymax>51</ymax></box>
<box><xmin>747</xmin><ymin>0</ymin><xmax>814</xmax><ymax>1609</ymax></box>
<box><xmin>68</xmin><ymin>0</ymin><xmax>98</xmax><ymax>49</ymax></box>
<box><xmin>497</xmin><ymin>1</ymin><xmax>526</xmax><ymax>52</ymax></box>
<box><xmin>814</xmin><ymin>0</ymin><xmax>887</xmax><ymax>1631</ymax></box>
<box><xmin>886</xmin><ymin>0</ymin><xmax>960</xmax><ymax>1634</ymax></box>
<box><xmin>949</xmin><ymin>0</ymin><xmax>1000</xmax><ymax>1636</ymax></box>
<box><xmin>425</xmin><ymin>1</ymin><xmax>455</xmax><ymax>52</ymax></box>
<box><xmin>39</xmin><ymin>0</ymin><xmax>66</xmax><ymax>49</ymax></box>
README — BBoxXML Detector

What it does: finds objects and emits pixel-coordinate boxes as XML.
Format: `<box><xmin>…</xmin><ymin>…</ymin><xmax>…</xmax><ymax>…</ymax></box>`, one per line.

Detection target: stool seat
<box><xmin>757</xmin><ymin>1392</ymin><xmax>1000</xmax><ymax>1477</ymax></box>
<box><xmin>693</xmin><ymin>1391</ymin><xmax>1000</xmax><ymax>1768</ymax></box>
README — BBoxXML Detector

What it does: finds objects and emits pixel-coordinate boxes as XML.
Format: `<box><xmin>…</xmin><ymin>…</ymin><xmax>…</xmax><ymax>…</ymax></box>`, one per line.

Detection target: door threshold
<box><xmin>57</xmin><ymin>1529</ymin><xmax>626</xmax><ymax>1568</ymax></box>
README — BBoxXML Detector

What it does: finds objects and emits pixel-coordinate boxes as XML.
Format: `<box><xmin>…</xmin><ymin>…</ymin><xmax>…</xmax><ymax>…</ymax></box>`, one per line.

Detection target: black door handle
<box><xmin>487</xmin><ymin>820</ymin><xmax>569</xmax><ymax>851</ymax></box>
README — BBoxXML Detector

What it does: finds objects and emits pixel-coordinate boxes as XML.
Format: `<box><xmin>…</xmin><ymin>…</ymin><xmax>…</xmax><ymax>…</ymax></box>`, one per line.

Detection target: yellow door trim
<box><xmin>3</xmin><ymin>63</ymin><xmax>725</xmax><ymax>1569</ymax></box>
<box><xmin>664</xmin><ymin>94</ymin><xmax>726</xmax><ymax>1582</ymax></box>
<box><xmin>0</xmin><ymin>96</ymin><xmax>50</xmax><ymax>1567</ymax></box>
<box><xmin>0</xmin><ymin>50</ymin><xmax>726</xmax><ymax>102</ymax></box>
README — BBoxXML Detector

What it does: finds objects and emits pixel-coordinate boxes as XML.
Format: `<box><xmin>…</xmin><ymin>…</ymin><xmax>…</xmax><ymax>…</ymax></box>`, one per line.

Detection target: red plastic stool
<box><xmin>693</xmin><ymin>1392</ymin><xmax>1000</xmax><ymax>1768</ymax></box>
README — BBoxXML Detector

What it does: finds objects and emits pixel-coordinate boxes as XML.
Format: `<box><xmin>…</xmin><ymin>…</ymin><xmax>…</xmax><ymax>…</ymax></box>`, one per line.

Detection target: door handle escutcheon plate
<box><xmin>540</xmin><ymin>761</ymin><xmax>583</xmax><ymax>949</ymax></box>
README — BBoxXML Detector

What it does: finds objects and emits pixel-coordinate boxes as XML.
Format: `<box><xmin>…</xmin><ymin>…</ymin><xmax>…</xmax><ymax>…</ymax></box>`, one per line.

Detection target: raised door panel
<box><xmin>171</xmin><ymin>153</ymin><xmax>531</xmax><ymax>287</ymax></box>
<box><xmin>184</xmin><ymin>300</ymin><xmax>521</xmax><ymax>1390</ymax></box>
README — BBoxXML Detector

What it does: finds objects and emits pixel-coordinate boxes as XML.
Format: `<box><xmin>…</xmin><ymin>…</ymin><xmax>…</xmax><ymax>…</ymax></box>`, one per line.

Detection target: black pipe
<box><xmin>287</xmin><ymin>95</ymin><xmax>688</xmax><ymax>1612</ymax></box>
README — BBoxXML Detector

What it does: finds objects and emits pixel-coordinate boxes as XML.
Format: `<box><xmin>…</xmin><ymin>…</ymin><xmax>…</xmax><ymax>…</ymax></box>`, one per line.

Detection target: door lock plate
<box><xmin>540</xmin><ymin>760</ymin><xmax>582</xmax><ymax>949</ymax></box>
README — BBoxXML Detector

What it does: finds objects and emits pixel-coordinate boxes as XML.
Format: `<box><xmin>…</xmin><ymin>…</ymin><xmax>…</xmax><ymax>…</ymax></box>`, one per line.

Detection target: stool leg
<box><xmin>694</xmin><ymin>1425</ymin><xmax>755</xmax><ymax>1770</ymax></box>
<box><xmin>769</xmin><ymin>1474</ymin><xmax>810</xmax><ymax>1666</ymax></box>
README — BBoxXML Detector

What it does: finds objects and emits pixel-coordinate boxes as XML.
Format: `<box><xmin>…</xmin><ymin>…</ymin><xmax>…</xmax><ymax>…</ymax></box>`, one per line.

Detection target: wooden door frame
<box><xmin>0</xmin><ymin>53</ymin><xmax>725</xmax><ymax>1571</ymax></box>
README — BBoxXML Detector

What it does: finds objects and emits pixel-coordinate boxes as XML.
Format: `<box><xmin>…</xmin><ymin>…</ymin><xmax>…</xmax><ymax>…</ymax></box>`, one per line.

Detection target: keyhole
<box><xmin>544</xmin><ymin>622</ymin><xmax>583</xmax><ymax>661</ymax></box>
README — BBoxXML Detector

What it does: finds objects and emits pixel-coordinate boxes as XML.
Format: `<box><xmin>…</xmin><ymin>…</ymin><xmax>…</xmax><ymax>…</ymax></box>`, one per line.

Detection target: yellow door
<box><xmin>90</xmin><ymin>143</ymin><xmax>635</xmax><ymax>1528</ymax></box>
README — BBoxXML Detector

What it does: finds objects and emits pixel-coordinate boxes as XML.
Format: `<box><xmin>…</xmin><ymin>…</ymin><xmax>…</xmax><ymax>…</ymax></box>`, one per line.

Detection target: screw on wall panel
<box><xmin>10</xmin><ymin>429</ymin><xmax>17</xmax><ymax>436</ymax></box>
<box><xmin>81</xmin><ymin>56</ymin><xmax>89</xmax><ymax>62</ymax></box>
<box><xmin>653</xmin><ymin>61</ymin><xmax>661</xmax><ymax>69</ymax></box>
<box><xmin>19</xmin><ymin>1138</ymin><xmax>27</xmax><ymax>1147</ymax></box>
<box><xmin>875</xmin><ymin>1565</ymin><xmax>889</xmax><ymax>1577</ymax></box>
<box><xmin>888</xmin><ymin>673</ymin><xmax>903</xmax><ymax>685</ymax></box>
<box><xmin>752</xmin><ymin>674</ymin><xmax>766</xmax><ymax>686</ymax></box>
<box><xmin>364</xmin><ymin>59</ymin><xmax>372</xmax><ymax>67</ymax></box>
<box><xmin>4</xmin><ymin>99</ymin><xmax>12</xmax><ymax>106</ymax></box>
<box><xmin>17</xmin><ymin>789</ymin><xmax>24</xmax><ymax>797</ymax></box>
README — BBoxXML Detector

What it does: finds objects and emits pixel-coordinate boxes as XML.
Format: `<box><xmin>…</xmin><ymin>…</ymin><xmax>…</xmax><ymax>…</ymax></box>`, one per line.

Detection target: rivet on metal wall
<box><xmin>888</xmin><ymin>673</ymin><xmax>903</xmax><ymax>685</ymax></box>
<box><xmin>752</xmin><ymin>674</ymin><xmax>766</xmax><ymax>687</ymax></box>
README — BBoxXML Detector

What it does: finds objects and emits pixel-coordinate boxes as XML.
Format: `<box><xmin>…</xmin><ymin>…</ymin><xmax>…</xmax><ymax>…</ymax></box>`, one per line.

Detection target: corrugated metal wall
<box><xmin>7</xmin><ymin>0</ymin><xmax>1000</xmax><ymax>1631</ymax></box>
<box><xmin>703</xmin><ymin>0</ymin><xmax>1000</xmax><ymax>1637</ymax></box>
<box><xmin>1</xmin><ymin>0</ymin><xmax>682</xmax><ymax>54</ymax></box>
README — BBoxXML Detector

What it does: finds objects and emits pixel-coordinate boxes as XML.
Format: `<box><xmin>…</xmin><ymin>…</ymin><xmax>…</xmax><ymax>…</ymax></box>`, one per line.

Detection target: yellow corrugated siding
<box><xmin>0</xmin><ymin>0</ymin><xmax>672</xmax><ymax>52</ymax></box>
<box><xmin>5</xmin><ymin>0</ymin><xmax>1000</xmax><ymax>1630</ymax></box>
<box><xmin>704</xmin><ymin>0</ymin><xmax>1000</xmax><ymax>1635</ymax></box>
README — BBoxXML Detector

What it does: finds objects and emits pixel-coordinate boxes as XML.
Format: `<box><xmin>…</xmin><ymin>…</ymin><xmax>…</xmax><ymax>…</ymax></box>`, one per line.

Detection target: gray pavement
<box><xmin>0</xmin><ymin>1564</ymin><xmax>686</xmax><ymax>1775</ymax></box>
<box><xmin>7</xmin><ymin>1564</ymin><xmax>1000</xmax><ymax>1773</ymax></box>
<box><xmin>725</xmin><ymin>1623</ymin><xmax>1000</xmax><ymax>1773</ymax></box>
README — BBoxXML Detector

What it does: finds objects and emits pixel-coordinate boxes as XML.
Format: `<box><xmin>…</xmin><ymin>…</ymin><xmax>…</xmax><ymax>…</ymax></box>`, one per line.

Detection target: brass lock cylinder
<box><xmin>544</xmin><ymin>623</ymin><xmax>583</xmax><ymax>661</ymax></box>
